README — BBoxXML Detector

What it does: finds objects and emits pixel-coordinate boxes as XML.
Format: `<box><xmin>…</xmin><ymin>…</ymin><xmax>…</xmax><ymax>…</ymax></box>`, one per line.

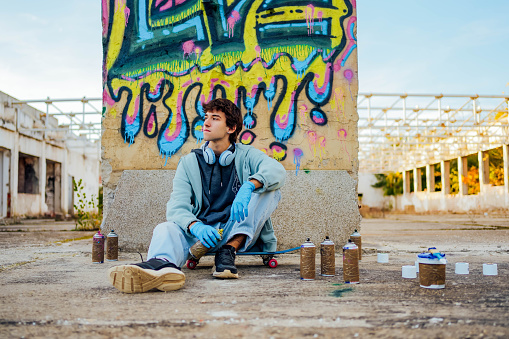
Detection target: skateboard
<box><xmin>186</xmin><ymin>246</ymin><xmax>301</xmax><ymax>269</ymax></box>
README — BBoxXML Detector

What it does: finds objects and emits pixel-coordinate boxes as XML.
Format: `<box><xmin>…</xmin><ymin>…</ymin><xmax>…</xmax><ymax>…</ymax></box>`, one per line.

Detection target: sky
<box><xmin>0</xmin><ymin>0</ymin><xmax>508</xmax><ymax>101</ymax></box>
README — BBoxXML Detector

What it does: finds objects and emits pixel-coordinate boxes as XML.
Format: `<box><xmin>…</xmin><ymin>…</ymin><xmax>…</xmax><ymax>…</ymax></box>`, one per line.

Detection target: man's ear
<box><xmin>227</xmin><ymin>125</ymin><xmax>236</xmax><ymax>134</ymax></box>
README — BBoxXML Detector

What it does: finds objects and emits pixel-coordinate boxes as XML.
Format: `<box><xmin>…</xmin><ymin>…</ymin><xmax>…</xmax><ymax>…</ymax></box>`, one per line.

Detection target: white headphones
<box><xmin>201</xmin><ymin>142</ymin><xmax>236</xmax><ymax>166</ymax></box>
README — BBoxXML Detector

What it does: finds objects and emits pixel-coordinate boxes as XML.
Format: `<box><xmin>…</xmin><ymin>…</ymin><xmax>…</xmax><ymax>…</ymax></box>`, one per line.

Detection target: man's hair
<box><xmin>202</xmin><ymin>98</ymin><xmax>243</xmax><ymax>144</ymax></box>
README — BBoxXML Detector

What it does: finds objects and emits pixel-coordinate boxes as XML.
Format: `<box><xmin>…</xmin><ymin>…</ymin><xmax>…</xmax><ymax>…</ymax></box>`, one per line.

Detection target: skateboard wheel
<box><xmin>268</xmin><ymin>259</ymin><xmax>278</xmax><ymax>268</ymax></box>
<box><xmin>186</xmin><ymin>259</ymin><xmax>198</xmax><ymax>270</ymax></box>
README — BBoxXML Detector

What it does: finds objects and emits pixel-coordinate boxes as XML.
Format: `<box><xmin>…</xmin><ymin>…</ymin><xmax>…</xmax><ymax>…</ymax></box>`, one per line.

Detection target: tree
<box><xmin>372</xmin><ymin>172</ymin><xmax>403</xmax><ymax>196</ymax></box>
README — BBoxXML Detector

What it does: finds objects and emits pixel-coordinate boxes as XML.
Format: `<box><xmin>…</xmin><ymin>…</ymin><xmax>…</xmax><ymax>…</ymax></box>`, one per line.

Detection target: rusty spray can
<box><xmin>320</xmin><ymin>236</ymin><xmax>335</xmax><ymax>276</ymax></box>
<box><xmin>189</xmin><ymin>229</ymin><xmax>223</xmax><ymax>261</ymax></box>
<box><xmin>300</xmin><ymin>238</ymin><xmax>316</xmax><ymax>280</ymax></box>
<box><xmin>106</xmin><ymin>230</ymin><xmax>118</xmax><ymax>261</ymax></box>
<box><xmin>343</xmin><ymin>239</ymin><xmax>359</xmax><ymax>284</ymax></box>
<box><xmin>350</xmin><ymin>229</ymin><xmax>362</xmax><ymax>261</ymax></box>
<box><xmin>92</xmin><ymin>230</ymin><xmax>105</xmax><ymax>263</ymax></box>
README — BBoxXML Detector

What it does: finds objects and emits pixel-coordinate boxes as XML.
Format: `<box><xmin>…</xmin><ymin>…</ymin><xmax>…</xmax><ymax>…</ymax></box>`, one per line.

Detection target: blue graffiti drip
<box><xmin>243</xmin><ymin>115</ymin><xmax>255</xmax><ymax>129</ymax></box>
<box><xmin>273</xmin><ymin>108</ymin><xmax>295</xmax><ymax>142</ymax></box>
<box><xmin>245</xmin><ymin>96</ymin><xmax>256</xmax><ymax>114</ymax></box>
<box><xmin>265</xmin><ymin>80</ymin><xmax>276</xmax><ymax>111</ymax></box>
<box><xmin>293</xmin><ymin>49</ymin><xmax>318</xmax><ymax>78</ymax></box>
<box><xmin>157</xmin><ymin>114</ymin><xmax>188</xmax><ymax>166</ymax></box>
<box><xmin>124</xmin><ymin>116</ymin><xmax>141</xmax><ymax>146</ymax></box>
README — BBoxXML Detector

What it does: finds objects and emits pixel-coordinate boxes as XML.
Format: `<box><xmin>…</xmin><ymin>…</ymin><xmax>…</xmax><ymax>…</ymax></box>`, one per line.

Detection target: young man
<box><xmin>108</xmin><ymin>98</ymin><xmax>286</xmax><ymax>293</ymax></box>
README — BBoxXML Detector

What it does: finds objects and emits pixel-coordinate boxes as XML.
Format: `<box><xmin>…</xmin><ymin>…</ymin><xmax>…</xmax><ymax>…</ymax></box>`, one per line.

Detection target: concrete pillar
<box><xmin>478</xmin><ymin>151</ymin><xmax>489</xmax><ymax>194</ymax></box>
<box><xmin>426</xmin><ymin>164</ymin><xmax>435</xmax><ymax>192</ymax></box>
<box><xmin>39</xmin><ymin>141</ymin><xmax>46</xmax><ymax>215</ymax></box>
<box><xmin>458</xmin><ymin>156</ymin><xmax>468</xmax><ymax>195</ymax></box>
<box><xmin>413</xmin><ymin>168</ymin><xmax>422</xmax><ymax>192</ymax></box>
<box><xmin>403</xmin><ymin>170</ymin><xmax>410</xmax><ymax>194</ymax></box>
<box><xmin>61</xmin><ymin>147</ymin><xmax>68</xmax><ymax>215</ymax></box>
<box><xmin>11</xmin><ymin>109</ymin><xmax>19</xmax><ymax>217</ymax></box>
<box><xmin>503</xmin><ymin>145</ymin><xmax>509</xmax><ymax>202</ymax></box>
<box><xmin>441</xmin><ymin>160</ymin><xmax>450</xmax><ymax>195</ymax></box>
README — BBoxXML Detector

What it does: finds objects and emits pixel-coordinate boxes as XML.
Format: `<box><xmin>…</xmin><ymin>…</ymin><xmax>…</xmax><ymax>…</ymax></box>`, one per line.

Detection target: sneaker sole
<box><xmin>212</xmin><ymin>268</ymin><xmax>239</xmax><ymax>279</ymax></box>
<box><xmin>108</xmin><ymin>265</ymin><xmax>185</xmax><ymax>293</ymax></box>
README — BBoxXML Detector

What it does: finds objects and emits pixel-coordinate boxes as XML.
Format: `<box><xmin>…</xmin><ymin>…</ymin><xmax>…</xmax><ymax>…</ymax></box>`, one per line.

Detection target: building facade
<box><xmin>0</xmin><ymin>91</ymin><xmax>100</xmax><ymax>219</ymax></box>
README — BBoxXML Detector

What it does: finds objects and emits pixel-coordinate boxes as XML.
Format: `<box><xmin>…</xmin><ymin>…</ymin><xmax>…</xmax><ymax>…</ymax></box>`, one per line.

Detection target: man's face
<box><xmin>203</xmin><ymin>109</ymin><xmax>235</xmax><ymax>144</ymax></box>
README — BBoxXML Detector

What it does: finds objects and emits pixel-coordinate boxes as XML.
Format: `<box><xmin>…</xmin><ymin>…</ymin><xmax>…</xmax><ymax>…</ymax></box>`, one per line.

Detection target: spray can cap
<box><xmin>94</xmin><ymin>230</ymin><xmax>105</xmax><ymax>239</ymax></box>
<box><xmin>351</xmin><ymin>229</ymin><xmax>361</xmax><ymax>237</ymax></box>
<box><xmin>343</xmin><ymin>239</ymin><xmax>358</xmax><ymax>250</ymax></box>
<box><xmin>301</xmin><ymin>238</ymin><xmax>315</xmax><ymax>248</ymax></box>
<box><xmin>107</xmin><ymin>230</ymin><xmax>118</xmax><ymax>237</ymax></box>
<box><xmin>321</xmin><ymin>236</ymin><xmax>334</xmax><ymax>245</ymax></box>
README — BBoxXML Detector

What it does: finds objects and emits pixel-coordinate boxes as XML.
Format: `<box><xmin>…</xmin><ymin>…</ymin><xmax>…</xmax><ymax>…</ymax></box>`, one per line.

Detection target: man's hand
<box><xmin>190</xmin><ymin>222</ymin><xmax>221</xmax><ymax>248</ymax></box>
<box><xmin>230</xmin><ymin>181</ymin><xmax>256</xmax><ymax>222</ymax></box>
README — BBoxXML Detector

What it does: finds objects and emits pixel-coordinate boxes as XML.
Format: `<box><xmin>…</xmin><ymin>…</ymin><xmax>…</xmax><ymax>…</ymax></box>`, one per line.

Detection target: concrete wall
<box><xmin>101</xmin><ymin>0</ymin><xmax>361</xmax><ymax>250</ymax></box>
<box><xmin>0</xmin><ymin>91</ymin><xmax>100</xmax><ymax>218</ymax></box>
<box><xmin>358</xmin><ymin>172</ymin><xmax>384</xmax><ymax>208</ymax></box>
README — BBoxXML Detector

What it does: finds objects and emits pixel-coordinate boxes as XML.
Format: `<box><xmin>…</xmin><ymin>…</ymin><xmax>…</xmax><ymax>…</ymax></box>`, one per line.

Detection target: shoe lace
<box><xmin>137</xmin><ymin>252</ymin><xmax>144</xmax><ymax>262</ymax></box>
<box><xmin>220</xmin><ymin>248</ymin><xmax>236</xmax><ymax>265</ymax></box>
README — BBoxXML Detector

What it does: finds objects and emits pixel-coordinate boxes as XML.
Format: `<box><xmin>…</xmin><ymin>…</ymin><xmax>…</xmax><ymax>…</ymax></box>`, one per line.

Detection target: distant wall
<box><xmin>101</xmin><ymin>0</ymin><xmax>361</xmax><ymax>249</ymax></box>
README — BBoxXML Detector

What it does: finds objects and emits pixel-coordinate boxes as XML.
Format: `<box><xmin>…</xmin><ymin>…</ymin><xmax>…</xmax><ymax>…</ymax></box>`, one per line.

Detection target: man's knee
<box><xmin>152</xmin><ymin>222</ymin><xmax>182</xmax><ymax>237</ymax></box>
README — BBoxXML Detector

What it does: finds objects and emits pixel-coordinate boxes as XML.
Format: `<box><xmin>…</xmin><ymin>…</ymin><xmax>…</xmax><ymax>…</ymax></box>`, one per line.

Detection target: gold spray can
<box><xmin>343</xmin><ymin>239</ymin><xmax>359</xmax><ymax>284</ymax></box>
<box><xmin>350</xmin><ymin>229</ymin><xmax>362</xmax><ymax>260</ymax></box>
<box><xmin>300</xmin><ymin>238</ymin><xmax>316</xmax><ymax>280</ymax></box>
<box><xmin>189</xmin><ymin>229</ymin><xmax>223</xmax><ymax>260</ymax></box>
<box><xmin>92</xmin><ymin>230</ymin><xmax>105</xmax><ymax>263</ymax></box>
<box><xmin>320</xmin><ymin>236</ymin><xmax>335</xmax><ymax>276</ymax></box>
<box><xmin>106</xmin><ymin>230</ymin><xmax>118</xmax><ymax>261</ymax></box>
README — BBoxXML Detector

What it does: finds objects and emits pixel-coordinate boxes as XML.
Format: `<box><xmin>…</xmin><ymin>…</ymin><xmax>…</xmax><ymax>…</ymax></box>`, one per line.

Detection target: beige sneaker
<box><xmin>108</xmin><ymin>258</ymin><xmax>185</xmax><ymax>293</ymax></box>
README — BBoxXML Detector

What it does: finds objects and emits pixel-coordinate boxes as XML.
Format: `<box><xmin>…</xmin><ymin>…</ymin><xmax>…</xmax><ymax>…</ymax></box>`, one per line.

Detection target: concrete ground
<box><xmin>0</xmin><ymin>214</ymin><xmax>508</xmax><ymax>338</ymax></box>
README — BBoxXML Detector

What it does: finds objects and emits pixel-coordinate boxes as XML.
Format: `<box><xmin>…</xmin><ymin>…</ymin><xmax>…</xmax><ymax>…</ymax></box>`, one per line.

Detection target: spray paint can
<box><xmin>418</xmin><ymin>248</ymin><xmax>447</xmax><ymax>289</ymax></box>
<box><xmin>300</xmin><ymin>238</ymin><xmax>316</xmax><ymax>280</ymax></box>
<box><xmin>350</xmin><ymin>229</ymin><xmax>362</xmax><ymax>261</ymax></box>
<box><xmin>343</xmin><ymin>239</ymin><xmax>359</xmax><ymax>284</ymax></box>
<box><xmin>106</xmin><ymin>230</ymin><xmax>118</xmax><ymax>261</ymax></box>
<box><xmin>320</xmin><ymin>236</ymin><xmax>335</xmax><ymax>276</ymax></box>
<box><xmin>92</xmin><ymin>230</ymin><xmax>105</xmax><ymax>264</ymax></box>
<box><xmin>189</xmin><ymin>229</ymin><xmax>223</xmax><ymax>260</ymax></box>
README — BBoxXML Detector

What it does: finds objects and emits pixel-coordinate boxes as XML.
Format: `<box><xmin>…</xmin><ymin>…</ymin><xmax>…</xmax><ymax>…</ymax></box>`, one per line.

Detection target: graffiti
<box><xmin>337</xmin><ymin>128</ymin><xmax>351</xmax><ymax>162</ymax></box>
<box><xmin>269</xmin><ymin>142</ymin><xmax>287</xmax><ymax>161</ymax></box>
<box><xmin>293</xmin><ymin>148</ymin><xmax>304</xmax><ymax>175</ymax></box>
<box><xmin>103</xmin><ymin>0</ymin><xmax>357</xmax><ymax>166</ymax></box>
<box><xmin>318</xmin><ymin>136</ymin><xmax>326</xmax><ymax>160</ymax></box>
<box><xmin>239</xmin><ymin>130</ymin><xmax>256</xmax><ymax>145</ymax></box>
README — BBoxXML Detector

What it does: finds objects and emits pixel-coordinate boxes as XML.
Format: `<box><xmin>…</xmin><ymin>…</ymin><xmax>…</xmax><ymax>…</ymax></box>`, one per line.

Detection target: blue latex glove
<box><xmin>230</xmin><ymin>181</ymin><xmax>256</xmax><ymax>222</ymax></box>
<box><xmin>190</xmin><ymin>222</ymin><xmax>221</xmax><ymax>248</ymax></box>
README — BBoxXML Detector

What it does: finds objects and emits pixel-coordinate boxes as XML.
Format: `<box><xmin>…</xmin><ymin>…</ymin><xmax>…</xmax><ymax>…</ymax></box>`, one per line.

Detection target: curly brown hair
<box><xmin>202</xmin><ymin>98</ymin><xmax>243</xmax><ymax>144</ymax></box>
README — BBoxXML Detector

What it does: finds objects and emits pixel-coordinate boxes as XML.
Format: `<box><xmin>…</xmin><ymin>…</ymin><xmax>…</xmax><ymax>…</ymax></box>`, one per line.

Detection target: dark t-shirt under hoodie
<box><xmin>192</xmin><ymin>148</ymin><xmax>242</xmax><ymax>225</ymax></box>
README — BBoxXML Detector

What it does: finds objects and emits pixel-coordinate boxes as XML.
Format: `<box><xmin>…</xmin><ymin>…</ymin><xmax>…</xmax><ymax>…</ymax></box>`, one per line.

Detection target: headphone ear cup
<box><xmin>219</xmin><ymin>150</ymin><xmax>234</xmax><ymax>166</ymax></box>
<box><xmin>203</xmin><ymin>147</ymin><xmax>216</xmax><ymax>165</ymax></box>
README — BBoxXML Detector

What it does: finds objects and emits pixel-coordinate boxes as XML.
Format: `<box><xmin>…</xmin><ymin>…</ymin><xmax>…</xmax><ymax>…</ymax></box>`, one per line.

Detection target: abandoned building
<box><xmin>0</xmin><ymin>91</ymin><xmax>100</xmax><ymax>219</ymax></box>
